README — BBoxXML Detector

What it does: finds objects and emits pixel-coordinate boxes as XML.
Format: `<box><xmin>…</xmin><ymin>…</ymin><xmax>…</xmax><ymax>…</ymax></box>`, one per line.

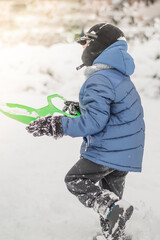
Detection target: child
<box><xmin>26</xmin><ymin>23</ymin><xmax>145</xmax><ymax>239</ymax></box>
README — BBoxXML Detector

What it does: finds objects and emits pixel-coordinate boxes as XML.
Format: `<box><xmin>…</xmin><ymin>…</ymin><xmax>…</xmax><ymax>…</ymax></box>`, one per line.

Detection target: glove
<box><xmin>63</xmin><ymin>101</ymin><xmax>80</xmax><ymax>116</ymax></box>
<box><xmin>26</xmin><ymin>115</ymin><xmax>63</xmax><ymax>139</ymax></box>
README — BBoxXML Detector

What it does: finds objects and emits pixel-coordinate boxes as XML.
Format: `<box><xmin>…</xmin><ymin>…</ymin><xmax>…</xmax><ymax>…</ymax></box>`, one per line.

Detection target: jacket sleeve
<box><xmin>61</xmin><ymin>73</ymin><xmax>115</xmax><ymax>137</ymax></box>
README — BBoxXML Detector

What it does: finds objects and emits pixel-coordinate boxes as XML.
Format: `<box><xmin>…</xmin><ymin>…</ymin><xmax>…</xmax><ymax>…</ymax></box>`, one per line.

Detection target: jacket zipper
<box><xmin>85</xmin><ymin>142</ymin><xmax>88</xmax><ymax>151</ymax></box>
<box><xmin>85</xmin><ymin>136</ymin><xmax>90</xmax><ymax>151</ymax></box>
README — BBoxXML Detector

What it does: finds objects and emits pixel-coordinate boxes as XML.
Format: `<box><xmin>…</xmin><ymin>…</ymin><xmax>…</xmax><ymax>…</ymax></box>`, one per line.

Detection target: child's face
<box><xmin>83</xmin><ymin>40</ymin><xmax>91</xmax><ymax>49</ymax></box>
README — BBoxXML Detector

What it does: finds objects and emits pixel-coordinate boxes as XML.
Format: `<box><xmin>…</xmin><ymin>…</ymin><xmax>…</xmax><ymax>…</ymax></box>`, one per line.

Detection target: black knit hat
<box><xmin>77</xmin><ymin>23</ymin><xmax>125</xmax><ymax>67</ymax></box>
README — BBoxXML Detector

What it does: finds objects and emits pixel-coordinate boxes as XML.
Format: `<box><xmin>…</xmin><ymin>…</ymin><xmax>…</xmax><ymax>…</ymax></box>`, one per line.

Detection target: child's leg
<box><xmin>99</xmin><ymin>170</ymin><xmax>128</xmax><ymax>237</ymax></box>
<box><xmin>64</xmin><ymin>157</ymin><xmax>118</xmax><ymax>211</ymax></box>
<box><xmin>100</xmin><ymin>170</ymin><xmax>128</xmax><ymax>199</ymax></box>
<box><xmin>65</xmin><ymin>157</ymin><xmax>132</xmax><ymax>239</ymax></box>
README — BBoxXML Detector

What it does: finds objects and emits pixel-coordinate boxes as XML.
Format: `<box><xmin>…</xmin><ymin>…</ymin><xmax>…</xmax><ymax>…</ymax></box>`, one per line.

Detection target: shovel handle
<box><xmin>47</xmin><ymin>94</ymin><xmax>81</xmax><ymax>118</ymax></box>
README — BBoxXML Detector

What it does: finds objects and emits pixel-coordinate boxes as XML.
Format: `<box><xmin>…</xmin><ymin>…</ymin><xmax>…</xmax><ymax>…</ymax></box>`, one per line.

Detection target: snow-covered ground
<box><xmin>0</xmin><ymin>40</ymin><xmax>160</xmax><ymax>240</ymax></box>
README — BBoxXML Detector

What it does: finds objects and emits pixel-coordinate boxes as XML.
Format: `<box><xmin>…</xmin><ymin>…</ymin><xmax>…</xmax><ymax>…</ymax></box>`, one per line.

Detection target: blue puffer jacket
<box><xmin>62</xmin><ymin>40</ymin><xmax>145</xmax><ymax>172</ymax></box>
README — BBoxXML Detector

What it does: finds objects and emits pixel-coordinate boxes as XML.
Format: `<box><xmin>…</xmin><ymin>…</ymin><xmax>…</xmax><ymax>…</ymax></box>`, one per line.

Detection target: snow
<box><xmin>0</xmin><ymin>39</ymin><xmax>160</xmax><ymax>240</ymax></box>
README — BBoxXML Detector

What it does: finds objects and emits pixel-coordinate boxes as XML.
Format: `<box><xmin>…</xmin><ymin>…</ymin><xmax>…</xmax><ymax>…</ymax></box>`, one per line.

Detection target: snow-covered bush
<box><xmin>0</xmin><ymin>0</ymin><xmax>160</xmax><ymax>98</ymax></box>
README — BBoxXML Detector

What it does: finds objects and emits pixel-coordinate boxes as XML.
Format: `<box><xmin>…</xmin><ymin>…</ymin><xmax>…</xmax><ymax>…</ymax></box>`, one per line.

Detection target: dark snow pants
<box><xmin>64</xmin><ymin>157</ymin><xmax>128</xmax><ymax>208</ymax></box>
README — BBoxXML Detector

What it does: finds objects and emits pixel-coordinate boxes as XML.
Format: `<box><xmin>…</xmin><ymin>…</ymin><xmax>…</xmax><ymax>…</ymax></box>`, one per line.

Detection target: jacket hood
<box><xmin>93</xmin><ymin>40</ymin><xmax>135</xmax><ymax>76</ymax></box>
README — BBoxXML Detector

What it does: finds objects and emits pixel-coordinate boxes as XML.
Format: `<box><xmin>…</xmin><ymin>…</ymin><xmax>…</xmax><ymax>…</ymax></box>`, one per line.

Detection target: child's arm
<box><xmin>61</xmin><ymin>74</ymin><xmax>115</xmax><ymax>137</ymax></box>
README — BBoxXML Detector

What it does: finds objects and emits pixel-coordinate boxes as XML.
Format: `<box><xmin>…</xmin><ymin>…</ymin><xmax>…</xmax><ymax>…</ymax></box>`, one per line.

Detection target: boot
<box><xmin>101</xmin><ymin>200</ymin><xmax>134</xmax><ymax>239</ymax></box>
<box><xmin>93</xmin><ymin>190</ymin><xmax>133</xmax><ymax>239</ymax></box>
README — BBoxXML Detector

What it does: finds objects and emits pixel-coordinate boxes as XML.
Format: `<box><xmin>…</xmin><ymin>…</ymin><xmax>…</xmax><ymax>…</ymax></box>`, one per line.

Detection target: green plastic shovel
<box><xmin>0</xmin><ymin>94</ymin><xmax>81</xmax><ymax>125</ymax></box>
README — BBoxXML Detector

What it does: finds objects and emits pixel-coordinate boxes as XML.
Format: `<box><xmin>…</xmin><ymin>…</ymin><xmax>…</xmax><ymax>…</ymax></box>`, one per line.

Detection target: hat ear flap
<box><xmin>81</xmin><ymin>40</ymin><xmax>105</xmax><ymax>66</ymax></box>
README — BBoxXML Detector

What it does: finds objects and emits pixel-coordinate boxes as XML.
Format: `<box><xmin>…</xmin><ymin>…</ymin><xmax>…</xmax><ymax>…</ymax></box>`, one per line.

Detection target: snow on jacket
<box><xmin>61</xmin><ymin>40</ymin><xmax>145</xmax><ymax>172</ymax></box>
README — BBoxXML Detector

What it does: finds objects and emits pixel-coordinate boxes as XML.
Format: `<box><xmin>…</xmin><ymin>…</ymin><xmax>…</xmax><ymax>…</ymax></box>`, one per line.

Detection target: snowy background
<box><xmin>0</xmin><ymin>1</ymin><xmax>160</xmax><ymax>240</ymax></box>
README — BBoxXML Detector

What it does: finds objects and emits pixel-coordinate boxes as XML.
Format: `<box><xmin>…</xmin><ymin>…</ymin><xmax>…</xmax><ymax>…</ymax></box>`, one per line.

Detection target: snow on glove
<box><xmin>26</xmin><ymin>115</ymin><xmax>63</xmax><ymax>139</ymax></box>
<box><xmin>63</xmin><ymin>101</ymin><xmax>80</xmax><ymax>116</ymax></box>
